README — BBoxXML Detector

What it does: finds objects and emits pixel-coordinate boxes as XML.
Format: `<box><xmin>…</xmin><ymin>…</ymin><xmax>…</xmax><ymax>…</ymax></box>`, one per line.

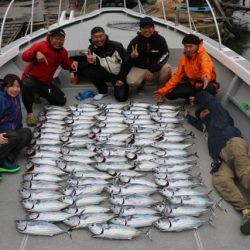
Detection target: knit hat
<box><xmin>140</xmin><ymin>17</ymin><xmax>154</xmax><ymax>28</ymax></box>
<box><xmin>182</xmin><ymin>34</ymin><xmax>201</xmax><ymax>45</ymax></box>
<box><xmin>49</xmin><ymin>28</ymin><xmax>66</xmax><ymax>37</ymax></box>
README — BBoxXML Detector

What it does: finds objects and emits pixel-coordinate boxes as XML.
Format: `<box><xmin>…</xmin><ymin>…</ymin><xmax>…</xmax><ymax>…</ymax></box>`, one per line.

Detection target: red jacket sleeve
<box><xmin>22</xmin><ymin>42</ymin><xmax>42</xmax><ymax>62</ymax></box>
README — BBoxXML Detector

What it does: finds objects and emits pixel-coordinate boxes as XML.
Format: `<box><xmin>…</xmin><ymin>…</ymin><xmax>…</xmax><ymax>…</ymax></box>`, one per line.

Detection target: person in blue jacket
<box><xmin>0</xmin><ymin>74</ymin><xmax>32</xmax><ymax>180</ymax></box>
<box><xmin>185</xmin><ymin>90</ymin><xmax>250</xmax><ymax>235</ymax></box>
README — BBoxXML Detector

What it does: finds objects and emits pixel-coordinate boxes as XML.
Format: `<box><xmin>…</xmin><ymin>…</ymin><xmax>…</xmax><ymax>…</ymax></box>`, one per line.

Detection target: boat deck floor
<box><xmin>0</xmin><ymin>80</ymin><xmax>249</xmax><ymax>250</ymax></box>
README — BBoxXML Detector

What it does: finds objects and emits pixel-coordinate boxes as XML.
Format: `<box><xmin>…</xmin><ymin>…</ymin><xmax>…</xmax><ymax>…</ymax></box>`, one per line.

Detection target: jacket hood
<box><xmin>197</xmin><ymin>40</ymin><xmax>206</xmax><ymax>54</ymax></box>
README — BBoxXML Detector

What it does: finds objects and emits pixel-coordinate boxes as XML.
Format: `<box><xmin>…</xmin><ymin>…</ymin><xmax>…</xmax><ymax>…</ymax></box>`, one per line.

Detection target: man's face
<box><xmin>140</xmin><ymin>25</ymin><xmax>155</xmax><ymax>38</ymax></box>
<box><xmin>49</xmin><ymin>35</ymin><xmax>65</xmax><ymax>50</ymax></box>
<box><xmin>200</xmin><ymin>109</ymin><xmax>210</xmax><ymax>120</ymax></box>
<box><xmin>91</xmin><ymin>31</ymin><xmax>106</xmax><ymax>47</ymax></box>
<box><xmin>184</xmin><ymin>43</ymin><xmax>199</xmax><ymax>57</ymax></box>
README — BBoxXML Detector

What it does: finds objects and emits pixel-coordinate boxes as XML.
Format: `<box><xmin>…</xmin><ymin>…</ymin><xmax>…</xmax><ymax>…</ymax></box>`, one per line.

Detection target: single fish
<box><xmin>88</xmin><ymin>223</ymin><xmax>144</xmax><ymax>240</ymax></box>
<box><xmin>27</xmin><ymin>211</ymin><xmax>72</xmax><ymax>222</ymax></box>
<box><xmin>26</xmin><ymin>164</ymin><xmax>66</xmax><ymax>176</ymax></box>
<box><xmin>61</xmin><ymin>184</ymin><xmax>105</xmax><ymax>196</ymax></box>
<box><xmin>169</xmin><ymin>195</ymin><xmax>214</xmax><ymax>207</ymax></box>
<box><xmin>23</xmin><ymin>173</ymin><xmax>64</xmax><ymax>182</ymax></box>
<box><xmin>154</xmin><ymin>216</ymin><xmax>209</xmax><ymax>232</ymax></box>
<box><xmin>63</xmin><ymin>205</ymin><xmax>110</xmax><ymax>215</ymax></box>
<box><xmin>160</xmin><ymin>187</ymin><xmax>208</xmax><ymax>198</ymax></box>
<box><xmin>16</xmin><ymin>220</ymin><xmax>69</xmax><ymax>236</ymax></box>
<box><xmin>63</xmin><ymin>213</ymin><xmax>114</xmax><ymax>229</ymax></box>
<box><xmin>22</xmin><ymin>180</ymin><xmax>61</xmax><ymax>190</ymax></box>
<box><xmin>111</xmin><ymin>205</ymin><xmax>159</xmax><ymax>216</ymax></box>
<box><xmin>111</xmin><ymin>214</ymin><xmax>160</xmax><ymax>228</ymax></box>
<box><xmin>119</xmin><ymin>176</ymin><xmax>157</xmax><ymax>188</ymax></box>
<box><xmin>19</xmin><ymin>189</ymin><xmax>64</xmax><ymax>200</ymax></box>
<box><xmin>105</xmin><ymin>184</ymin><xmax>157</xmax><ymax>195</ymax></box>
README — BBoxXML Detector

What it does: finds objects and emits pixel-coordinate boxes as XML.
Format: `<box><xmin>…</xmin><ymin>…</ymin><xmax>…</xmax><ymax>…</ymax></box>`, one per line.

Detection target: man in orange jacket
<box><xmin>154</xmin><ymin>34</ymin><xmax>219</xmax><ymax>102</ymax></box>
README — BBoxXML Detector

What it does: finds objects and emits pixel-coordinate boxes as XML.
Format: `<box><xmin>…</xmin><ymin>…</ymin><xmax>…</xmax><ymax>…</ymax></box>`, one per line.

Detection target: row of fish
<box><xmin>16</xmin><ymin>102</ymin><xmax>214</xmax><ymax>239</ymax></box>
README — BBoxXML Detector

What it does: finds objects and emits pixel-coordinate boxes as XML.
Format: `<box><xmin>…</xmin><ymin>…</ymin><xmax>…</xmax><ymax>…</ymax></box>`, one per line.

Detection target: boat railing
<box><xmin>0</xmin><ymin>0</ymin><xmax>224</xmax><ymax>54</ymax></box>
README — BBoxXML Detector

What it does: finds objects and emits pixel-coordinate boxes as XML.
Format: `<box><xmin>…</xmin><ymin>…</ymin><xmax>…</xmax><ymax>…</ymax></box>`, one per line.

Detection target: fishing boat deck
<box><xmin>0</xmin><ymin>8</ymin><xmax>250</xmax><ymax>250</ymax></box>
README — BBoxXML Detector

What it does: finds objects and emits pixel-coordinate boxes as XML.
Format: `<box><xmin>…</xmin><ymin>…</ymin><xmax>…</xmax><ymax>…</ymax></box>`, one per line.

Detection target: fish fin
<box><xmin>66</xmin><ymin>229</ymin><xmax>73</xmax><ymax>239</ymax></box>
<box><xmin>216</xmin><ymin>199</ymin><xmax>227</xmax><ymax>213</ymax></box>
<box><xmin>194</xmin><ymin>152</ymin><xmax>199</xmax><ymax>158</ymax></box>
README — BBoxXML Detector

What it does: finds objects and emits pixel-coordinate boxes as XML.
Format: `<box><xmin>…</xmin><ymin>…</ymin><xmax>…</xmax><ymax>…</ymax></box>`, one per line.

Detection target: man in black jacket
<box><xmin>126</xmin><ymin>17</ymin><xmax>172</xmax><ymax>92</ymax></box>
<box><xmin>185</xmin><ymin>90</ymin><xmax>250</xmax><ymax>235</ymax></box>
<box><xmin>79</xmin><ymin>26</ymin><xmax>129</xmax><ymax>101</ymax></box>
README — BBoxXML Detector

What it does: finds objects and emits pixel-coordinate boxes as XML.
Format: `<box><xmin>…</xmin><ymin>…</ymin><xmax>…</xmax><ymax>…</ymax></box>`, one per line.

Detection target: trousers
<box><xmin>22</xmin><ymin>76</ymin><xmax>66</xmax><ymax>113</ymax></box>
<box><xmin>212</xmin><ymin>137</ymin><xmax>250</xmax><ymax>211</ymax></box>
<box><xmin>0</xmin><ymin>128</ymin><xmax>32</xmax><ymax>164</ymax></box>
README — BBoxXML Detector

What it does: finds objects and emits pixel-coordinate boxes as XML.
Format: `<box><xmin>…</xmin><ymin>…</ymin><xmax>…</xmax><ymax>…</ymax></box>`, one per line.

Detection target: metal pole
<box><xmin>138</xmin><ymin>0</ymin><xmax>142</xmax><ymax>14</ymax></box>
<box><xmin>0</xmin><ymin>0</ymin><xmax>15</xmax><ymax>55</ymax></box>
<box><xmin>30</xmin><ymin>0</ymin><xmax>35</xmax><ymax>36</ymax></box>
<box><xmin>100</xmin><ymin>0</ymin><xmax>102</xmax><ymax>9</ymax></box>
<box><xmin>186</xmin><ymin>0</ymin><xmax>193</xmax><ymax>32</ymax></box>
<box><xmin>124</xmin><ymin>0</ymin><xmax>127</xmax><ymax>8</ymax></box>
<box><xmin>204</xmin><ymin>0</ymin><xmax>222</xmax><ymax>50</ymax></box>
<box><xmin>58</xmin><ymin>0</ymin><xmax>62</xmax><ymax>24</ymax></box>
<box><xmin>161</xmin><ymin>0</ymin><xmax>167</xmax><ymax>21</ymax></box>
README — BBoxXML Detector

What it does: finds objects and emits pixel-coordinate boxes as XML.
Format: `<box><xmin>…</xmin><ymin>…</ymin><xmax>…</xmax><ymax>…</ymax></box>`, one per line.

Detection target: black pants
<box><xmin>22</xmin><ymin>76</ymin><xmax>66</xmax><ymax>113</ymax></box>
<box><xmin>88</xmin><ymin>68</ymin><xmax>129</xmax><ymax>102</ymax></box>
<box><xmin>166</xmin><ymin>80</ymin><xmax>218</xmax><ymax>100</ymax></box>
<box><xmin>0</xmin><ymin>128</ymin><xmax>32</xmax><ymax>165</ymax></box>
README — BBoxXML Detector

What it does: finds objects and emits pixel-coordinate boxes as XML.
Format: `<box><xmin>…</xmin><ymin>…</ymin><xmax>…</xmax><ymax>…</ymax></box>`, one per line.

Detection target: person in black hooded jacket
<box><xmin>126</xmin><ymin>17</ymin><xmax>172</xmax><ymax>92</ymax></box>
<box><xmin>78</xmin><ymin>26</ymin><xmax>129</xmax><ymax>101</ymax></box>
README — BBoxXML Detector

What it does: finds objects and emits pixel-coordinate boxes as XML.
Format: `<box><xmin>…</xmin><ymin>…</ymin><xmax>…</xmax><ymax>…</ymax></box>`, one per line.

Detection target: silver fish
<box><xmin>111</xmin><ymin>205</ymin><xmax>159</xmax><ymax>216</ymax></box>
<box><xmin>64</xmin><ymin>194</ymin><xmax>107</xmax><ymax>206</ymax></box>
<box><xmin>61</xmin><ymin>147</ymin><xmax>97</xmax><ymax>157</ymax></box>
<box><xmin>160</xmin><ymin>187</ymin><xmax>209</xmax><ymax>198</ymax></box>
<box><xmin>95</xmin><ymin>156</ymin><xmax>128</xmax><ymax>163</ymax></box>
<box><xmin>63</xmin><ymin>205</ymin><xmax>110</xmax><ymax>215</ymax></box>
<box><xmin>154</xmin><ymin>164</ymin><xmax>195</xmax><ymax>173</ymax></box>
<box><xmin>26</xmin><ymin>164</ymin><xmax>66</xmax><ymax>176</ymax></box>
<box><xmin>88</xmin><ymin>223</ymin><xmax>144</xmax><ymax>240</ymax></box>
<box><xmin>134</xmin><ymin>161</ymin><xmax>158</xmax><ymax>172</ymax></box>
<box><xmin>169</xmin><ymin>195</ymin><xmax>214</xmax><ymax>207</ymax></box>
<box><xmin>108</xmin><ymin>170</ymin><xmax>145</xmax><ymax>178</ymax></box>
<box><xmin>153</xmin><ymin>149</ymin><xmax>193</xmax><ymax>158</ymax></box>
<box><xmin>29</xmin><ymin>158</ymin><xmax>57</xmax><ymax>166</ymax></box>
<box><xmin>153</xmin><ymin>142</ymin><xmax>193</xmax><ymax>150</ymax></box>
<box><xmin>23</xmin><ymin>173</ymin><xmax>64</xmax><ymax>182</ymax></box>
<box><xmin>105</xmin><ymin>184</ymin><xmax>157</xmax><ymax>195</ymax></box>
<box><xmin>155</xmin><ymin>178</ymin><xmax>200</xmax><ymax>188</ymax></box>
<box><xmin>56</xmin><ymin>160</ymin><xmax>94</xmax><ymax>173</ymax></box>
<box><xmin>154</xmin><ymin>204</ymin><xmax>209</xmax><ymax>217</ymax></box>
<box><xmin>67</xmin><ymin>177</ymin><xmax>108</xmax><ymax>186</ymax></box>
<box><xmin>27</xmin><ymin>211</ymin><xmax>72</xmax><ymax>222</ymax></box>
<box><xmin>95</xmin><ymin>163</ymin><xmax>134</xmax><ymax>172</ymax></box>
<box><xmin>21</xmin><ymin>199</ymin><xmax>69</xmax><ymax>212</ymax></box>
<box><xmin>154</xmin><ymin>157</ymin><xmax>196</xmax><ymax>166</ymax></box>
<box><xmin>72</xmin><ymin>171</ymin><xmax>112</xmax><ymax>180</ymax></box>
<box><xmin>154</xmin><ymin>216</ymin><xmax>209</xmax><ymax>232</ymax></box>
<box><xmin>61</xmin><ymin>155</ymin><xmax>96</xmax><ymax>164</ymax></box>
<box><xmin>110</xmin><ymin>195</ymin><xmax>158</xmax><ymax>206</ymax></box>
<box><xmin>19</xmin><ymin>189</ymin><xmax>64</xmax><ymax>200</ymax></box>
<box><xmin>154</xmin><ymin>172</ymin><xmax>195</xmax><ymax>180</ymax></box>
<box><xmin>27</xmin><ymin>150</ymin><xmax>62</xmax><ymax>159</ymax></box>
<box><xmin>61</xmin><ymin>184</ymin><xmax>105</xmax><ymax>196</ymax></box>
<box><xmin>111</xmin><ymin>214</ymin><xmax>160</xmax><ymax>228</ymax></box>
<box><xmin>119</xmin><ymin>176</ymin><xmax>157</xmax><ymax>188</ymax></box>
<box><xmin>63</xmin><ymin>213</ymin><xmax>114</xmax><ymax>229</ymax></box>
<box><xmin>126</xmin><ymin>152</ymin><xmax>157</xmax><ymax>161</ymax></box>
<box><xmin>22</xmin><ymin>180</ymin><xmax>61</xmax><ymax>190</ymax></box>
<box><xmin>16</xmin><ymin>220</ymin><xmax>69</xmax><ymax>236</ymax></box>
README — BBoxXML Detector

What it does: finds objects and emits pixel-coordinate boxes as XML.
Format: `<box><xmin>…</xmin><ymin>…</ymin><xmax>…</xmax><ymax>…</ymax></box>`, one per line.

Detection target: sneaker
<box><xmin>240</xmin><ymin>213</ymin><xmax>250</xmax><ymax>235</ymax></box>
<box><xmin>93</xmin><ymin>93</ymin><xmax>106</xmax><ymax>101</ymax></box>
<box><xmin>26</xmin><ymin>113</ymin><xmax>37</xmax><ymax>127</ymax></box>
<box><xmin>0</xmin><ymin>160</ymin><xmax>20</xmax><ymax>173</ymax></box>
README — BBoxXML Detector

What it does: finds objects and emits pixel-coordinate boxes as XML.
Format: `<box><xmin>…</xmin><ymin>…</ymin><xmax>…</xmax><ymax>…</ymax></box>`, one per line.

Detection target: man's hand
<box><xmin>115</xmin><ymin>80</ymin><xmax>124</xmax><ymax>87</ymax></box>
<box><xmin>0</xmin><ymin>133</ymin><xmax>8</xmax><ymax>145</ymax></box>
<box><xmin>145</xmin><ymin>70</ymin><xmax>154</xmax><ymax>82</ymax></box>
<box><xmin>184</xmin><ymin>107</ymin><xmax>189</xmax><ymax>119</ymax></box>
<box><xmin>71</xmin><ymin>61</ymin><xmax>78</xmax><ymax>71</ymax></box>
<box><xmin>154</xmin><ymin>91</ymin><xmax>164</xmax><ymax>103</ymax></box>
<box><xmin>130</xmin><ymin>44</ymin><xmax>139</xmax><ymax>59</ymax></box>
<box><xmin>189</xmin><ymin>96</ymin><xmax>196</xmax><ymax>106</ymax></box>
<box><xmin>202</xmin><ymin>76</ymin><xmax>209</xmax><ymax>89</ymax></box>
<box><xmin>86</xmin><ymin>50</ymin><xmax>96</xmax><ymax>64</ymax></box>
<box><xmin>36</xmin><ymin>51</ymin><xmax>48</xmax><ymax>64</ymax></box>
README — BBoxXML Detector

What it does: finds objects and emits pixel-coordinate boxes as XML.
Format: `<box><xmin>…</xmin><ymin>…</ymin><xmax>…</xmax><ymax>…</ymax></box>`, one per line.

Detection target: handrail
<box><xmin>186</xmin><ymin>0</ymin><xmax>193</xmax><ymax>32</ymax></box>
<box><xmin>30</xmin><ymin>0</ymin><xmax>35</xmax><ymax>36</ymax></box>
<box><xmin>58</xmin><ymin>0</ymin><xmax>62</xmax><ymax>24</ymax></box>
<box><xmin>161</xmin><ymin>0</ymin><xmax>167</xmax><ymax>22</ymax></box>
<box><xmin>0</xmin><ymin>0</ymin><xmax>15</xmax><ymax>55</ymax></box>
<box><xmin>204</xmin><ymin>0</ymin><xmax>222</xmax><ymax>49</ymax></box>
<box><xmin>80</xmin><ymin>0</ymin><xmax>87</xmax><ymax>17</ymax></box>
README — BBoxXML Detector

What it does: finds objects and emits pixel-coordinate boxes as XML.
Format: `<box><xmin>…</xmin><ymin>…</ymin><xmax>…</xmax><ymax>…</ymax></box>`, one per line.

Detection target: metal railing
<box><xmin>0</xmin><ymin>0</ymin><xmax>223</xmax><ymax>54</ymax></box>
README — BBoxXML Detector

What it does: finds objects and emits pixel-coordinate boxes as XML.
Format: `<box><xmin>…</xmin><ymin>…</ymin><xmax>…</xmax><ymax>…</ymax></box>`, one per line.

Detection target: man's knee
<box><xmin>20</xmin><ymin>128</ymin><xmax>33</xmax><ymax>145</ymax></box>
<box><xmin>212</xmin><ymin>174</ymin><xmax>234</xmax><ymax>191</ymax></box>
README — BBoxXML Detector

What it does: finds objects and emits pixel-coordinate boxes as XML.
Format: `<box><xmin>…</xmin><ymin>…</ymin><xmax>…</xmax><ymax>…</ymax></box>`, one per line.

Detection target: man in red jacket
<box><xmin>21</xmin><ymin>28</ymin><xmax>78</xmax><ymax>126</ymax></box>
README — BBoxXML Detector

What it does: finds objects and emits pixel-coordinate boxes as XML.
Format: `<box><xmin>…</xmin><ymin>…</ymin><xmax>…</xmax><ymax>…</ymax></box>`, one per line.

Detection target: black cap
<box><xmin>182</xmin><ymin>34</ymin><xmax>201</xmax><ymax>45</ymax></box>
<box><xmin>49</xmin><ymin>28</ymin><xmax>66</xmax><ymax>37</ymax></box>
<box><xmin>140</xmin><ymin>17</ymin><xmax>154</xmax><ymax>28</ymax></box>
<box><xmin>195</xmin><ymin>107</ymin><xmax>207</xmax><ymax>119</ymax></box>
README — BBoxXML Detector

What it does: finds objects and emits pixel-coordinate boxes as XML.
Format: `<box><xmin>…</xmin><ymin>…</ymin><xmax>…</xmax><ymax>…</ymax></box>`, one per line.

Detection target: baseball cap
<box><xmin>49</xmin><ymin>28</ymin><xmax>66</xmax><ymax>37</ymax></box>
<box><xmin>140</xmin><ymin>17</ymin><xmax>154</xmax><ymax>28</ymax></box>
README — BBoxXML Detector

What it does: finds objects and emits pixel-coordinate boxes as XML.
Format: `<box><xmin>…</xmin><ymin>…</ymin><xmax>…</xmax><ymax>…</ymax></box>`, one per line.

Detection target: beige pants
<box><xmin>212</xmin><ymin>137</ymin><xmax>250</xmax><ymax>211</ymax></box>
<box><xmin>126</xmin><ymin>63</ymin><xmax>171</xmax><ymax>86</ymax></box>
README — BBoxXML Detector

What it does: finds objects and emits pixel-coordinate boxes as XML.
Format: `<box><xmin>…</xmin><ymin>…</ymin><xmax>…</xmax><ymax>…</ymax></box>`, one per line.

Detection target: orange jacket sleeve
<box><xmin>156</xmin><ymin>56</ymin><xmax>185</xmax><ymax>96</ymax></box>
<box><xmin>200</xmin><ymin>52</ymin><xmax>215</xmax><ymax>82</ymax></box>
